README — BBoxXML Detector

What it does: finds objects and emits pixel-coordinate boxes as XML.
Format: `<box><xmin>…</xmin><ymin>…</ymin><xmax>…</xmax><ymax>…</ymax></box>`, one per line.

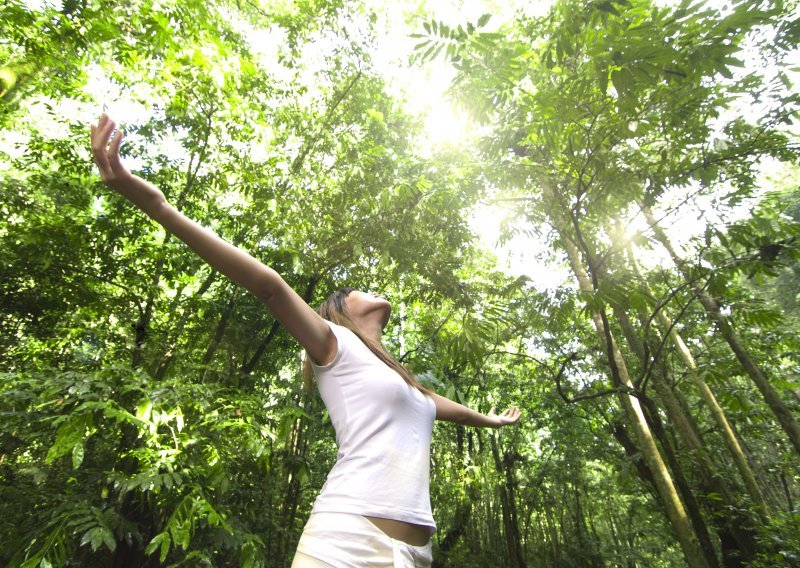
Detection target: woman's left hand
<box><xmin>486</xmin><ymin>406</ymin><xmax>522</xmax><ymax>428</ymax></box>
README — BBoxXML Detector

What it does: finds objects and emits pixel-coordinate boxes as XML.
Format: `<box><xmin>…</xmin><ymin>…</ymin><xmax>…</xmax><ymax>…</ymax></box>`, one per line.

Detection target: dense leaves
<box><xmin>1</xmin><ymin>0</ymin><xmax>799</xmax><ymax>566</ymax></box>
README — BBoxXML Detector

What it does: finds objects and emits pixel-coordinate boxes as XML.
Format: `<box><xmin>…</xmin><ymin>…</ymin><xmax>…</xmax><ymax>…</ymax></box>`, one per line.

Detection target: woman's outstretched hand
<box><xmin>91</xmin><ymin>113</ymin><xmax>132</xmax><ymax>190</ymax></box>
<box><xmin>487</xmin><ymin>406</ymin><xmax>522</xmax><ymax>428</ymax></box>
<box><xmin>90</xmin><ymin>113</ymin><xmax>166</xmax><ymax>211</ymax></box>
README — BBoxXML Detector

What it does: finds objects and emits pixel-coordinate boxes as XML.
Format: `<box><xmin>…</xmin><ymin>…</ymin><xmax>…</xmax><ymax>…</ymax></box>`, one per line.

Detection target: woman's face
<box><xmin>345</xmin><ymin>291</ymin><xmax>392</xmax><ymax>327</ymax></box>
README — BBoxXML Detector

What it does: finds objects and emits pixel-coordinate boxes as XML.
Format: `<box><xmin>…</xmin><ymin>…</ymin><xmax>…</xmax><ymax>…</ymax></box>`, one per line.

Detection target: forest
<box><xmin>1</xmin><ymin>0</ymin><xmax>799</xmax><ymax>566</ymax></box>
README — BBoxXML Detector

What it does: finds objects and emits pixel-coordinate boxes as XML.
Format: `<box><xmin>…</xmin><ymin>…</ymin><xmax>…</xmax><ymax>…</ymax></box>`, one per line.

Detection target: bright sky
<box><xmin>367</xmin><ymin>0</ymin><xmax>799</xmax><ymax>290</ymax></box>
<box><xmin>363</xmin><ymin>0</ymin><xmax>567</xmax><ymax>288</ymax></box>
<box><xmin>369</xmin><ymin>0</ymin><xmax>551</xmax><ymax>148</ymax></box>
<box><xmin>70</xmin><ymin>0</ymin><xmax>799</xmax><ymax>291</ymax></box>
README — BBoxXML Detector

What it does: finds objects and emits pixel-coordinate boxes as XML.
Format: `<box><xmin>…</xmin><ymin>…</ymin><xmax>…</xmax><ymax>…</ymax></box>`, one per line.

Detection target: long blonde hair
<box><xmin>302</xmin><ymin>288</ymin><xmax>430</xmax><ymax>395</ymax></box>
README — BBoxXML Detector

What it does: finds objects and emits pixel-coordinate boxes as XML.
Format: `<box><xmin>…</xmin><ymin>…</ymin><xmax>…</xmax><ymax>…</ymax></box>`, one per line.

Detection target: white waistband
<box><xmin>295</xmin><ymin>512</ymin><xmax>433</xmax><ymax>568</ymax></box>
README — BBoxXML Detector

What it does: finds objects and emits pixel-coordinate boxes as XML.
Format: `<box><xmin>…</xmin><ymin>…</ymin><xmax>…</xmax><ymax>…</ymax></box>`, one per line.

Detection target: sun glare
<box><xmin>471</xmin><ymin>203</ymin><xmax>571</xmax><ymax>290</ymax></box>
<box><xmin>423</xmin><ymin>100</ymin><xmax>471</xmax><ymax>147</ymax></box>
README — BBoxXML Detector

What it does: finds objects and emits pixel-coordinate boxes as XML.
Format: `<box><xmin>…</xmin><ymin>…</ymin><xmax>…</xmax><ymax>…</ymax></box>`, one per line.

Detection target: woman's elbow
<box><xmin>251</xmin><ymin>268</ymin><xmax>282</xmax><ymax>303</ymax></box>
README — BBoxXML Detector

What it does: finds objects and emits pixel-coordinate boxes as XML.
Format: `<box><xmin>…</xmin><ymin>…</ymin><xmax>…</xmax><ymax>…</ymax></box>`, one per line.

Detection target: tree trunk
<box><xmin>660</xmin><ymin>312</ymin><xmax>770</xmax><ymax>514</ymax></box>
<box><xmin>559</xmin><ymin>232</ymin><xmax>710</xmax><ymax>568</ymax></box>
<box><xmin>575</xmin><ymin>483</ymin><xmax>604</xmax><ymax>568</ymax></box>
<box><xmin>617</xmin><ymin>236</ymin><xmax>770</xmax><ymax>516</ymax></box>
<box><xmin>640</xmin><ymin>396</ymin><xmax>721</xmax><ymax>568</ymax></box>
<box><xmin>130</xmin><ymin>123</ymin><xmax>212</xmax><ymax>369</ymax></box>
<box><xmin>153</xmin><ymin>270</ymin><xmax>218</xmax><ymax>380</ymax></box>
<box><xmin>652</xmin><ymin>375</ymin><xmax>759</xmax><ymax>564</ymax></box>
<box><xmin>643</xmin><ymin>205</ymin><xmax>800</xmax><ymax>456</ymax></box>
<box><xmin>199</xmin><ymin>291</ymin><xmax>240</xmax><ymax>381</ymax></box>
<box><xmin>132</xmin><ymin>252</ymin><xmax>166</xmax><ymax>369</ymax></box>
<box><xmin>434</xmin><ymin>424</ymin><xmax>475</xmax><ymax>567</ymax></box>
<box><xmin>241</xmin><ymin>275</ymin><xmax>320</xmax><ymax>374</ymax></box>
<box><xmin>490</xmin><ymin>433</ymin><xmax>526</xmax><ymax>568</ymax></box>
<box><xmin>614</xmin><ymin>304</ymin><xmax>760</xmax><ymax>564</ymax></box>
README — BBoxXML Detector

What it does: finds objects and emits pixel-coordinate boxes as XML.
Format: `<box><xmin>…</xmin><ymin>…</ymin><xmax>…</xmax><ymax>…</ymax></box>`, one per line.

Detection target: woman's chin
<box><xmin>379</xmin><ymin>306</ymin><xmax>392</xmax><ymax>328</ymax></box>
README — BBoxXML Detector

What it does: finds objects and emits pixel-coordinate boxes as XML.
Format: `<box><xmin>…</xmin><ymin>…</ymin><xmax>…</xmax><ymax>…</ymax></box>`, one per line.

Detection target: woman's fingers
<box><xmin>91</xmin><ymin>113</ymin><xmax>115</xmax><ymax>172</ymax></box>
<box><xmin>91</xmin><ymin>113</ymin><xmax>127</xmax><ymax>184</ymax></box>
<box><xmin>108</xmin><ymin>128</ymin><xmax>124</xmax><ymax>171</ymax></box>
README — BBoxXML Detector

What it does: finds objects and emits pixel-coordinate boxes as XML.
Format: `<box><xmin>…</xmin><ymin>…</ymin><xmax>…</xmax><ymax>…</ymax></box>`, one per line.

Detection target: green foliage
<box><xmin>413</xmin><ymin>0</ymin><xmax>800</xmax><ymax>565</ymax></box>
<box><xmin>2</xmin><ymin>0</ymin><xmax>799</xmax><ymax>565</ymax></box>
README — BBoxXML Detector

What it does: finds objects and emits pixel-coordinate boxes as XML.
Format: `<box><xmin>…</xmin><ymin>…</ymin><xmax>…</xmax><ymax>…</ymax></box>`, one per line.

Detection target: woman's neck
<box><xmin>357</xmin><ymin>318</ymin><xmax>383</xmax><ymax>343</ymax></box>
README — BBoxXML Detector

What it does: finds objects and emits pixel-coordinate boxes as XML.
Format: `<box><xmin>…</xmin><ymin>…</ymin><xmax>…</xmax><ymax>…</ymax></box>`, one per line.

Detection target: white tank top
<box><xmin>310</xmin><ymin>322</ymin><xmax>437</xmax><ymax>530</ymax></box>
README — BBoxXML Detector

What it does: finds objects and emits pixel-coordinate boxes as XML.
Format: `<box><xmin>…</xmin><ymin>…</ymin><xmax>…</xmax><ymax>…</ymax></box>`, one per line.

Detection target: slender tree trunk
<box><xmin>130</xmin><ymin>118</ymin><xmax>213</xmax><ymax>369</ymax></box>
<box><xmin>241</xmin><ymin>320</ymin><xmax>280</xmax><ymax>375</ymax></box>
<box><xmin>659</xmin><ymin>312</ymin><xmax>770</xmax><ymax>514</ymax></box>
<box><xmin>559</xmin><ymin>232</ymin><xmax>710</xmax><ymax>568</ymax></box>
<box><xmin>652</xmin><ymin>375</ymin><xmax>759</xmax><ymax>563</ymax></box>
<box><xmin>132</xmin><ymin>255</ymin><xmax>165</xmax><ymax>369</ymax></box>
<box><xmin>610</xmin><ymin>420</ymin><xmax>656</xmax><ymax>491</ymax></box>
<box><xmin>241</xmin><ymin>276</ymin><xmax>320</xmax><ymax>374</ymax></box>
<box><xmin>574</xmin><ymin>483</ymin><xmax>586</xmax><ymax>561</ymax></box>
<box><xmin>153</xmin><ymin>270</ymin><xmax>218</xmax><ymax>380</ymax></box>
<box><xmin>606</xmin><ymin>510</ymin><xmax>626</xmax><ymax>567</ymax></box>
<box><xmin>434</xmin><ymin>424</ymin><xmax>475</xmax><ymax>567</ymax></box>
<box><xmin>199</xmin><ymin>291</ymin><xmax>240</xmax><ymax>381</ymax></box>
<box><xmin>643</xmin><ymin>205</ymin><xmax>800</xmax><ymax>456</ymax></box>
<box><xmin>640</xmin><ymin>395</ymin><xmax>720</xmax><ymax>568</ymax></box>
<box><xmin>490</xmin><ymin>433</ymin><xmax>526</xmax><ymax>568</ymax></box>
<box><xmin>574</xmin><ymin>484</ymin><xmax>605</xmax><ymax>567</ymax></box>
<box><xmin>616</xmin><ymin>234</ymin><xmax>770</xmax><ymax>516</ymax></box>
<box><xmin>614</xmin><ymin>305</ymin><xmax>760</xmax><ymax>563</ymax></box>
<box><xmin>543</xmin><ymin>502</ymin><xmax>560</xmax><ymax>568</ymax></box>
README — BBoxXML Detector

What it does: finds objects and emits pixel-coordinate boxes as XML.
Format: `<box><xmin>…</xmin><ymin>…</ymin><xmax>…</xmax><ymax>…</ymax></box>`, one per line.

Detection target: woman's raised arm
<box><xmin>431</xmin><ymin>393</ymin><xmax>521</xmax><ymax>428</ymax></box>
<box><xmin>91</xmin><ymin>113</ymin><xmax>336</xmax><ymax>365</ymax></box>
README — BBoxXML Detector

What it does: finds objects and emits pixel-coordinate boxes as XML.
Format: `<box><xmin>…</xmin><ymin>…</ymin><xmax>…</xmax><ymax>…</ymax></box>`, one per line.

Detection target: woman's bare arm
<box><xmin>90</xmin><ymin>113</ymin><xmax>336</xmax><ymax>365</ymax></box>
<box><xmin>430</xmin><ymin>393</ymin><xmax>521</xmax><ymax>428</ymax></box>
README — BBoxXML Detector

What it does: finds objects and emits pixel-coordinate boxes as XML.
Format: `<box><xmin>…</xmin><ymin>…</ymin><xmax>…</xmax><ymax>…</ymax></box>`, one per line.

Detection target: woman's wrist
<box><xmin>112</xmin><ymin>175</ymin><xmax>168</xmax><ymax>214</ymax></box>
<box><xmin>483</xmin><ymin>414</ymin><xmax>501</xmax><ymax>428</ymax></box>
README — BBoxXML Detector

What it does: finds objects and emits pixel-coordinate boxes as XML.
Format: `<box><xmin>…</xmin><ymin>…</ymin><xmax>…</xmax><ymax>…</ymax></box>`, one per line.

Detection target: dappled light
<box><xmin>1</xmin><ymin>0</ymin><xmax>799</xmax><ymax>566</ymax></box>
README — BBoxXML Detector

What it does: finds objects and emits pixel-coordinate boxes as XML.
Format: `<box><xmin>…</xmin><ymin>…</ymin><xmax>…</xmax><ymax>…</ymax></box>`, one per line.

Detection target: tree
<box><xmin>415</xmin><ymin>0</ymin><xmax>800</xmax><ymax>564</ymax></box>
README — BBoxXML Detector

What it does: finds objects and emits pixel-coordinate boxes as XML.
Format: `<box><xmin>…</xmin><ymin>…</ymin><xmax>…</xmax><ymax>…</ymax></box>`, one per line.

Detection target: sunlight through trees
<box><xmin>1</xmin><ymin>0</ymin><xmax>799</xmax><ymax>566</ymax></box>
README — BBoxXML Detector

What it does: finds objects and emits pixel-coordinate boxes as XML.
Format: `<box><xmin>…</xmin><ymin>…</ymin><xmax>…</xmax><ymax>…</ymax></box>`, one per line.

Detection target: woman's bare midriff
<box><xmin>365</xmin><ymin>516</ymin><xmax>433</xmax><ymax>546</ymax></box>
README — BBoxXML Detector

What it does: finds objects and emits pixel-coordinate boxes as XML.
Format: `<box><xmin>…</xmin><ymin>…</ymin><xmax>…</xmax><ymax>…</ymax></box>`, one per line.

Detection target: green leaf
<box><xmin>598</xmin><ymin>69</ymin><xmax>609</xmax><ymax>95</ymax></box>
<box><xmin>46</xmin><ymin>415</ymin><xmax>91</xmax><ymax>464</ymax></box>
<box><xmin>136</xmin><ymin>399</ymin><xmax>153</xmax><ymax>422</ymax></box>
<box><xmin>175</xmin><ymin>406</ymin><xmax>184</xmax><ymax>432</ymax></box>
<box><xmin>145</xmin><ymin>533</ymin><xmax>166</xmax><ymax>557</ymax></box>
<box><xmin>81</xmin><ymin>527</ymin><xmax>103</xmax><ymax>552</ymax></box>
<box><xmin>610</xmin><ymin>67</ymin><xmax>635</xmax><ymax>97</ymax></box>
<box><xmin>101</xmin><ymin>528</ymin><xmax>116</xmax><ymax>553</ymax></box>
<box><xmin>160</xmin><ymin>532</ymin><xmax>171</xmax><ymax>562</ymax></box>
<box><xmin>72</xmin><ymin>443</ymin><xmax>84</xmax><ymax>469</ymax></box>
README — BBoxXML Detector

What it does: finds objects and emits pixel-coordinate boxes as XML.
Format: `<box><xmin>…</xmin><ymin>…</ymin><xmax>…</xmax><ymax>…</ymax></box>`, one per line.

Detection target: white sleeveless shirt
<box><xmin>310</xmin><ymin>322</ymin><xmax>437</xmax><ymax>530</ymax></box>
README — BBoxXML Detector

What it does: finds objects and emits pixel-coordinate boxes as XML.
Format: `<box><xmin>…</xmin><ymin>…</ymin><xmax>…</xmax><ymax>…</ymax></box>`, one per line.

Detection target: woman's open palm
<box><xmin>487</xmin><ymin>406</ymin><xmax>522</xmax><ymax>428</ymax></box>
<box><xmin>90</xmin><ymin>113</ymin><xmax>132</xmax><ymax>190</ymax></box>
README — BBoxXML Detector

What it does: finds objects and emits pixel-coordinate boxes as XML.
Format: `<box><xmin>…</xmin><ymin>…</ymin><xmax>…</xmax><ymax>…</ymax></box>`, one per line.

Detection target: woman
<box><xmin>91</xmin><ymin>114</ymin><xmax>521</xmax><ymax>567</ymax></box>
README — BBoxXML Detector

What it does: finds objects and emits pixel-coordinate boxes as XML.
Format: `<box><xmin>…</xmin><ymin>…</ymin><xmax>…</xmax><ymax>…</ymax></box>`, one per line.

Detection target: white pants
<box><xmin>292</xmin><ymin>512</ymin><xmax>433</xmax><ymax>567</ymax></box>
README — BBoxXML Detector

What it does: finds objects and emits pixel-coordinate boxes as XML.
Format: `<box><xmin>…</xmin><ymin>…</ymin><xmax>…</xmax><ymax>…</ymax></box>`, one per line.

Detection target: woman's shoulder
<box><xmin>326</xmin><ymin>321</ymin><xmax>356</xmax><ymax>342</ymax></box>
<box><xmin>323</xmin><ymin>322</ymin><xmax>376</xmax><ymax>363</ymax></box>
<box><xmin>312</xmin><ymin>322</ymin><xmax>358</xmax><ymax>372</ymax></box>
